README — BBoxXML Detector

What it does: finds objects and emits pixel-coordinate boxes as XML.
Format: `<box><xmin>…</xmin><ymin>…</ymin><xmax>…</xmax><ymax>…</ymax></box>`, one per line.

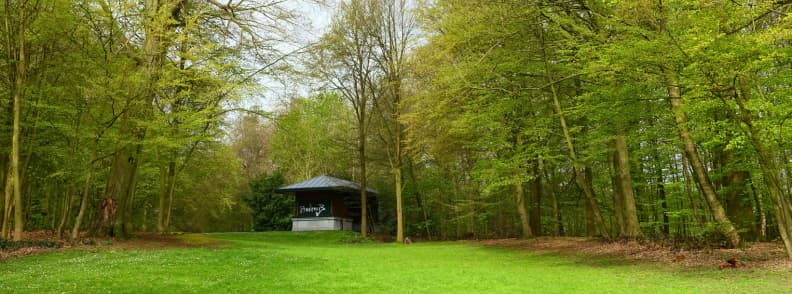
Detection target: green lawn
<box><xmin>1</xmin><ymin>232</ymin><xmax>789</xmax><ymax>293</ymax></box>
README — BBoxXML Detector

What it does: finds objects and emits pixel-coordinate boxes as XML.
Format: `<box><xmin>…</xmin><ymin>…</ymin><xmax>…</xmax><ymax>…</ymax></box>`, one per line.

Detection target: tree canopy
<box><xmin>2</xmin><ymin>0</ymin><xmax>792</xmax><ymax>258</ymax></box>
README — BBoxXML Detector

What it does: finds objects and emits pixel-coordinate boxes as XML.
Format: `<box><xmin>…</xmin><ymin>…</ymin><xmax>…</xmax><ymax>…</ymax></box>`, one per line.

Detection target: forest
<box><xmin>1</xmin><ymin>0</ymin><xmax>792</xmax><ymax>260</ymax></box>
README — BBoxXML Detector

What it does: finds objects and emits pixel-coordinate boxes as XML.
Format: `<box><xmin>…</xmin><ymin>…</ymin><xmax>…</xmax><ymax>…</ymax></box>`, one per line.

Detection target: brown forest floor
<box><xmin>0</xmin><ymin>231</ymin><xmax>224</xmax><ymax>260</ymax></box>
<box><xmin>476</xmin><ymin>237</ymin><xmax>792</xmax><ymax>271</ymax></box>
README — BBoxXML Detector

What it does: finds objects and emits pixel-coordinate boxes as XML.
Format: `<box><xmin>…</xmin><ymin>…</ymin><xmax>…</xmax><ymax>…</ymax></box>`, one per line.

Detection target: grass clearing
<box><xmin>1</xmin><ymin>231</ymin><xmax>790</xmax><ymax>293</ymax></box>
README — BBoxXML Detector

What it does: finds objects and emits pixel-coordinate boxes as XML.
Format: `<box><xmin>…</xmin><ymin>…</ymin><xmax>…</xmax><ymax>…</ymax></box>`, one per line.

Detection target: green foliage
<box><xmin>170</xmin><ymin>144</ymin><xmax>250</xmax><ymax>233</ymax></box>
<box><xmin>230</xmin><ymin>114</ymin><xmax>275</xmax><ymax>179</ymax></box>
<box><xmin>0</xmin><ymin>239</ymin><xmax>63</xmax><ymax>251</ymax></box>
<box><xmin>393</xmin><ymin>0</ymin><xmax>792</xmax><ymax>245</ymax></box>
<box><xmin>404</xmin><ymin>1</ymin><xmax>557</xmax><ymax>238</ymax></box>
<box><xmin>243</xmin><ymin>172</ymin><xmax>293</xmax><ymax>231</ymax></box>
<box><xmin>270</xmin><ymin>93</ymin><xmax>354</xmax><ymax>182</ymax></box>
<box><xmin>0</xmin><ymin>0</ymin><xmax>300</xmax><ymax>238</ymax></box>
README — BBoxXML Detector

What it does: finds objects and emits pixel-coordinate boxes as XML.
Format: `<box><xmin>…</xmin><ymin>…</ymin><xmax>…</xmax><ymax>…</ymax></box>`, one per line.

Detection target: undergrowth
<box><xmin>0</xmin><ymin>239</ymin><xmax>63</xmax><ymax>251</ymax></box>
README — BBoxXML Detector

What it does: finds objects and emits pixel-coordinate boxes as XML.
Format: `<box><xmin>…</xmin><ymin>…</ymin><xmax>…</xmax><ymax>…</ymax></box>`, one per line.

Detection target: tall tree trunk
<box><xmin>541</xmin><ymin>28</ymin><xmax>609</xmax><ymax>239</ymax></box>
<box><xmin>784</xmin><ymin>151</ymin><xmax>792</xmax><ymax>198</ymax></box>
<box><xmin>663</xmin><ymin>68</ymin><xmax>740</xmax><ymax>247</ymax></box>
<box><xmin>544</xmin><ymin>166</ymin><xmax>561</xmax><ymax>237</ymax></box>
<box><xmin>395</xmin><ymin>114</ymin><xmax>404</xmax><ymax>243</ymax></box>
<box><xmin>22</xmin><ymin>177</ymin><xmax>32</xmax><ymax>230</ymax></box>
<box><xmin>164</xmin><ymin>161</ymin><xmax>176</xmax><ymax>231</ymax></box>
<box><xmin>71</xmin><ymin>161</ymin><xmax>94</xmax><ymax>240</ymax></box>
<box><xmin>157</xmin><ymin>165</ymin><xmax>166</xmax><ymax>232</ymax></box>
<box><xmin>658</xmin><ymin>184</ymin><xmax>670</xmax><ymax>236</ymax></box>
<box><xmin>10</xmin><ymin>0</ymin><xmax>27</xmax><ymax>241</ymax></box>
<box><xmin>734</xmin><ymin>76</ymin><xmax>792</xmax><ymax>257</ymax></box>
<box><xmin>608</xmin><ymin>149</ymin><xmax>626</xmax><ymax>236</ymax></box>
<box><xmin>750</xmin><ymin>179</ymin><xmax>767</xmax><ymax>241</ymax></box>
<box><xmin>142</xmin><ymin>201</ymin><xmax>149</xmax><ymax>232</ymax></box>
<box><xmin>158</xmin><ymin>160</ymin><xmax>176</xmax><ymax>233</ymax></box>
<box><xmin>19</xmin><ymin>136</ymin><xmax>34</xmax><ymax>230</ymax></box>
<box><xmin>116</xmin><ymin>151</ymin><xmax>140</xmax><ymax>237</ymax></box>
<box><xmin>0</xmin><ymin>160</ymin><xmax>5</xmax><ymax>230</ymax></box>
<box><xmin>656</xmin><ymin>164</ymin><xmax>670</xmax><ymax>236</ymax></box>
<box><xmin>722</xmin><ymin>156</ymin><xmax>754</xmax><ymax>240</ymax></box>
<box><xmin>100</xmin><ymin>0</ymin><xmax>172</xmax><ymax>236</ymax></box>
<box><xmin>359</xmin><ymin>124</ymin><xmax>369</xmax><ymax>237</ymax></box>
<box><xmin>157</xmin><ymin>162</ymin><xmax>168</xmax><ymax>232</ymax></box>
<box><xmin>46</xmin><ymin>186</ymin><xmax>54</xmax><ymax>230</ymax></box>
<box><xmin>1</xmin><ymin>165</ymin><xmax>12</xmax><ymax>238</ymax></box>
<box><xmin>614</xmin><ymin>135</ymin><xmax>642</xmax><ymax>238</ymax></box>
<box><xmin>95</xmin><ymin>145</ymin><xmax>131</xmax><ymax>237</ymax></box>
<box><xmin>653</xmin><ymin>144</ymin><xmax>670</xmax><ymax>235</ymax></box>
<box><xmin>584</xmin><ymin>194</ymin><xmax>596</xmax><ymax>237</ymax></box>
<box><xmin>395</xmin><ymin>164</ymin><xmax>404</xmax><ymax>241</ymax></box>
<box><xmin>116</xmin><ymin>141</ymin><xmax>142</xmax><ymax>237</ymax></box>
<box><xmin>549</xmin><ymin>187</ymin><xmax>560</xmax><ymax>236</ymax></box>
<box><xmin>56</xmin><ymin>186</ymin><xmax>73</xmax><ymax>239</ymax></box>
<box><xmin>515</xmin><ymin>171</ymin><xmax>533</xmax><ymax>238</ymax></box>
<box><xmin>680</xmin><ymin>155</ymin><xmax>703</xmax><ymax>225</ymax></box>
<box><xmin>529</xmin><ymin>163</ymin><xmax>542</xmax><ymax>236</ymax></box>
<box><xmin>407</xmin><ymin>161</ymin><xmax>432</xmax><ymax>239</ymax></box>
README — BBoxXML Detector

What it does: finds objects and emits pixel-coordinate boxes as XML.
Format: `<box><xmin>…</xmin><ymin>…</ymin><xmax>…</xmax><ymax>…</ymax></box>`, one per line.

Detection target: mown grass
<box><xmin>1</xmin><ymin>231</ymin><xmax>790</xmax><ymax>293</ymax></box>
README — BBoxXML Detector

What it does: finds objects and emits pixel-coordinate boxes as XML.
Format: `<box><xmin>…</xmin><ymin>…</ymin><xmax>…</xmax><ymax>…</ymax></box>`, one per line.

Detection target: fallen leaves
<box><xmin>477</xmin><ymin>237</ymin><xmax>792</xmax><ymax>271</ymax></box>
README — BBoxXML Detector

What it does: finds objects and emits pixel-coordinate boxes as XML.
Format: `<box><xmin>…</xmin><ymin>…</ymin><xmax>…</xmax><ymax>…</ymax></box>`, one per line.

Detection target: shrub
<box><xmin>0</xmin><ymin>239</ymin><xmax>63</xmax><ymax>251</ymax></box>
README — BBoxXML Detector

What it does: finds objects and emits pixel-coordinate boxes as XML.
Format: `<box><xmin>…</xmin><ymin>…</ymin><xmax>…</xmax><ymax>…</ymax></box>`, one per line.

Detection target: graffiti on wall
<box><xmin>297</xmin><ymin>199</ymin><xmax>331</xmax><ymax>217</ymax></box>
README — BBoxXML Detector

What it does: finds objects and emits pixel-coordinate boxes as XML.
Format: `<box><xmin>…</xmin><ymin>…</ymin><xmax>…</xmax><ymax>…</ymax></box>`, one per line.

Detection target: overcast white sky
<box><xmin>241</xmin><ymin>0</ymin><xmax>337</xmax><ymax>112</ymax></box>
<box><xmin>241</xmin><ymin>0</ymin><xmax>421</xmax><ymax>113</ymax></box>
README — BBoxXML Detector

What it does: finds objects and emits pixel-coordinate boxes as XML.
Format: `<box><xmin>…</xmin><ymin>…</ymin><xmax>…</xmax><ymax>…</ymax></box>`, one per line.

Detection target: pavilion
<box><xmin>275</xmin><ymin>175</ymin><xmax>378</xmax><ymax>232</ymax></box>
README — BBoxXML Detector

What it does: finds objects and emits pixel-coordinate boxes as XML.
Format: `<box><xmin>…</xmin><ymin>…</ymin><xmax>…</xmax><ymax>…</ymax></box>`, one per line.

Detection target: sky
<box><xmin>241</xmin><ymin>0</ymin><xmax>421</xmax><ymax>114</ymax></box>
<box><xmin>242</xmin><ymin>0</ymin><xmax>336</xmax><ymax>113</ymax></box>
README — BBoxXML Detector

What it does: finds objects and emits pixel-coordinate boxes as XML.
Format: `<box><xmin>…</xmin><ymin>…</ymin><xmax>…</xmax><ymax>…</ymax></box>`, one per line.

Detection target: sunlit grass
<box><xmin>1</xmin><ymin>231</ymin><xmax>789</xmax><ymax>293</ymax></box>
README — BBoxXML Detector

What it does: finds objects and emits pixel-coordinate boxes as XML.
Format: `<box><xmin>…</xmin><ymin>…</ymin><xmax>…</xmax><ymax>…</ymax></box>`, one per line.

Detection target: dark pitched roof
<box><xmin>275</xmin><ymin>175</ymin><xmax>378</xmax><ymax>195</ymax></box>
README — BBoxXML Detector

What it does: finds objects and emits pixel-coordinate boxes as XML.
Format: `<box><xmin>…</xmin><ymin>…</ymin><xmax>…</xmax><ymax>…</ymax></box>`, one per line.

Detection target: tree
<box><xmin>597</xmin><ymin>0</ymin><xmax>743</xmax><ymax>246</ymax></box>
<box><xmin>661</xmin><ymin>0</ymin><xmax>792</xmax><ymax>255</ymax></box>
<box><xmin>86</xmin><ymin>0</ymin><xmax>295</xmax><ymax>237</ymax></box>
<box><xmin>408</xmin><ymin>0</ymin><xmax>619</xmax><ymax>239</ymax></box>
<box><xmin>0</xmin><ymin>0</ymin><xmax>300</xmax><ymax>239</ymax></box>
<box><xmin>314</xmin><ymin>0</ymin><xmax>383</xmax><ymax>237</ymax></box>
<box><xmin>7</xmin><ymin>0</ymin><xmax>27</xmax><ymax>241</ymax></box>
<box><xmin>243</xmin><ymin>172</ymin><xmax>293</xmax><ymax>231</ymax></box>
<box><xmin>368</xmin><ymin>0</ymin><xmax>416</xmax><ymax>243</ymax></box>
<box><xmin>538</xmin><ymin>21</ymin><xmax>610</xmax><ymax>239</ymax></box>
<box><xmin>168</xmin><ymin>144</ymin><xmax>249</xmax><ymax>232</ymax></box>
<box><xmin>270</xmin><ymin>93</ymin><xmax>355</xmax><ymax>182</ymax></box>
<box><xmin>231</xmin><ymin>114</ymin><xmax>275</xmax><ymax>180</ymax></box>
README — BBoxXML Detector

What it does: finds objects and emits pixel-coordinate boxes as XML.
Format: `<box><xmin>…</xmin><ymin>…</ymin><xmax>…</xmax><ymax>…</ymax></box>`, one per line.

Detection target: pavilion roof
<box><xmin>274</xmin><ymin>175</ymin><xmax>378</xmax><ymax>195</ymax></box>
